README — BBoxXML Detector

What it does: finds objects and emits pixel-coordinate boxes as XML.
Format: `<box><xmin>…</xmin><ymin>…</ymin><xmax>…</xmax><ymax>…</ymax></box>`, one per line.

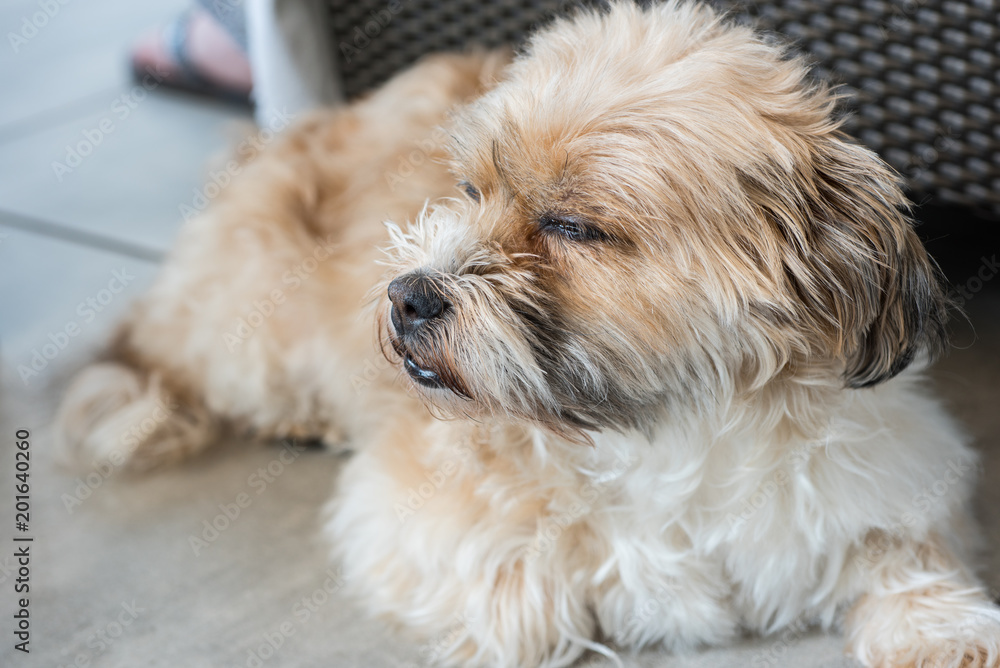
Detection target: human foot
<box><xmin>131</xmin><ymin>8</ymin><xmax>252</xmax><ymax>105</ymax></box>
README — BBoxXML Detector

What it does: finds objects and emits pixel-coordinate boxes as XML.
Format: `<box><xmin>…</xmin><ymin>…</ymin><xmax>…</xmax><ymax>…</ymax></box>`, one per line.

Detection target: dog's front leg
<box><xmin>329</xmin><ymin>418</ymin><xmax>746</xmax><ymax>666</ymax></box>
<box><xmin>328</xmin><ymin>419</ymin><xmax>616</xmax><ymax>668</ymax></box>
<box><xmin>846</xmin><ymin>532</ymin><xmax>1000</xmax><ymax>667</ymax></box>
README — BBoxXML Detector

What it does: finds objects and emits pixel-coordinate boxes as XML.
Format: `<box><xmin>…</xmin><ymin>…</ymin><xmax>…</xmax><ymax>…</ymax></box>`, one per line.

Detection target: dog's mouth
<box><xmin>403</xmin><ymin>353</ymin><xmax>445</xmax><ymax>389</ymax></box>
<box><xmin>386</xmin><ymin>322</ymin><xmax>470</xmax><ymax>398</ymax></box>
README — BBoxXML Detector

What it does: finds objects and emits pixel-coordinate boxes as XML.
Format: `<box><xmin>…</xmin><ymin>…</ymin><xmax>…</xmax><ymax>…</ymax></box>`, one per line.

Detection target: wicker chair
<box><xmin>326</xmin><ymin>0</ymin><xmax>999</xmax><ymax>218</ymax></box>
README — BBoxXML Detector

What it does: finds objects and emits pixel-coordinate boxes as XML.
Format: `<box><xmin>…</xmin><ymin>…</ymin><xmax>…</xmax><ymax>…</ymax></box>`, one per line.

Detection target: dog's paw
<box><xmin>56</xmin><ymin>362</ymin><xmax>215</xmax><ymax>471</ymax></box>
<box><xmin>871</xmin><ymin>627</ymin><xmax>1000</xmax><ymax>668</ymax></box>
<box><xmin>849</xmin><ymin>590</ymin><xmax>1000</xmax><ymax>668</ymax></box>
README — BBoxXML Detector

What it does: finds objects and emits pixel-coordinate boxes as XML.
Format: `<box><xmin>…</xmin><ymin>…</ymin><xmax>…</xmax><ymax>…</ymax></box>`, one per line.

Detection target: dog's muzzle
<box><xmin>388</xmin><ymin>273</ymin><xmax>448</xmax><ymax>389</ymax></box>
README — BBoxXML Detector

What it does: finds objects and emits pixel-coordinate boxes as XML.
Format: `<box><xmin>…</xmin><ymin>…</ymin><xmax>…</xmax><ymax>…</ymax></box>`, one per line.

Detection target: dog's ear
<box><xmin>744</xmin><ymin>133</ymin><xmax>950</xmax><ymax>388</ymax></box>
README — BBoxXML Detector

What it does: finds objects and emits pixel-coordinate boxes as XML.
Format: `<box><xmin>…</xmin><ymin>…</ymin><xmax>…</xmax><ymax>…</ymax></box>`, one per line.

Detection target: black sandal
<box><xmin>130</xmin><ymin>10</ymin><xmax>252</xmax><ymax>107</ymax></box>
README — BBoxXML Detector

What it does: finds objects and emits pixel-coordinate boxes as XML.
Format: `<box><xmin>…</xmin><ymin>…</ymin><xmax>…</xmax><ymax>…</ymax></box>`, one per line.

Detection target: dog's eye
<box><xmin>458</xmin><ymin>181</ymin><xmax>480</xmax><ymax>203</ymax></box>
<box><xmin>539</xmin><ymin>214</ymin><xmax>609</xmax><ymax>243</ymax></box>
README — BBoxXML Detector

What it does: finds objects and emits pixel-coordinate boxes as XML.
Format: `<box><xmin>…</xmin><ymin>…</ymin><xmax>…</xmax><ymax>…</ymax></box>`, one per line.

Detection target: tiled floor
<box><xmin>0</xmin><ymin>0</ymin><xmax>251</xmax><ymax>369</ymax></box>
<box><xmin>1</xmin><ymin>3</ymin><xmax>998</xmax><ymax>668</ymax></box>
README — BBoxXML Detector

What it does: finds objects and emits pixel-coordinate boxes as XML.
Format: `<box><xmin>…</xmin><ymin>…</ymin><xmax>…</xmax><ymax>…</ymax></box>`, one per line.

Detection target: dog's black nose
<box><xmin>388</xmin><ymin>274</ymin><xmax>445</xmax><ymax>336</ymax></box>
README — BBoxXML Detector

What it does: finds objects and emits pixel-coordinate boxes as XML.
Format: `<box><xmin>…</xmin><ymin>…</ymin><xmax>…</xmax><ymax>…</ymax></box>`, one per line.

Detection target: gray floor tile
<box><xmin>0</xmin><ymin>227</ymin><xmax>158</xmax><ymax>387</ymax></box>
<box><xmin>0</xmin><ymin>0</ymin><xmax>189</xmax><ymax>129</ymax></box>
<box><xmin>0</xmin><ymin>90</ymin><xmax>251</xmax><ymax>251</ymax></box>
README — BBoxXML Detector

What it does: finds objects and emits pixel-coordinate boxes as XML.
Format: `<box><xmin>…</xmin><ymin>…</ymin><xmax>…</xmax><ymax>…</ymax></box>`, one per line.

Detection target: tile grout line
<box><xmin>0</xmin><ymin>85</ymin><xmax>124</xmax><ymax>146</ymax></box>
<box><xmin>0</xmin><ymin>208</ymin><xmax>164</xmax><ymax>263</ymax></box>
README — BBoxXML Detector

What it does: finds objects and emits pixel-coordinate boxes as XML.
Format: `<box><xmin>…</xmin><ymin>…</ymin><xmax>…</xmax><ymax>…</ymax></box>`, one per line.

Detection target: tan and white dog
<box><xmin>56</xmin><ymin>2</ymin><xmax>1000</xmax><ymax>666</ymax></box>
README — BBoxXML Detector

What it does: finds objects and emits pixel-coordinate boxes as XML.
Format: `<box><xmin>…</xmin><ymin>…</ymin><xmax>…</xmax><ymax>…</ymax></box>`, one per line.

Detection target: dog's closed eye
<box><xmin>539</xmin><ymin>214</ymin><xmax>610</xmax><ymax>243</ymax></box>
<box><xmin>458</xmin><ymin>181</ymin><xmax>480</xmax><ymax>203</ymax></box>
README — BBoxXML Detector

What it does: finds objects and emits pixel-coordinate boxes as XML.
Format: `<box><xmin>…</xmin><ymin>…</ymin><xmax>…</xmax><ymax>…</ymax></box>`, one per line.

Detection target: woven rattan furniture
<box><xmin>326</xmin><ymin>0</ymin><xmax>999</xmax><ymax>217</ymax></box>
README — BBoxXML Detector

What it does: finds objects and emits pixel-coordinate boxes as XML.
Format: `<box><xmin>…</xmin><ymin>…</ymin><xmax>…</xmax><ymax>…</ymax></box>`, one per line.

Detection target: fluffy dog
<box><xmin>57</xmin><ymin>2</ymin><xmax>1000</xmax><ymax>666</ymax></box>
